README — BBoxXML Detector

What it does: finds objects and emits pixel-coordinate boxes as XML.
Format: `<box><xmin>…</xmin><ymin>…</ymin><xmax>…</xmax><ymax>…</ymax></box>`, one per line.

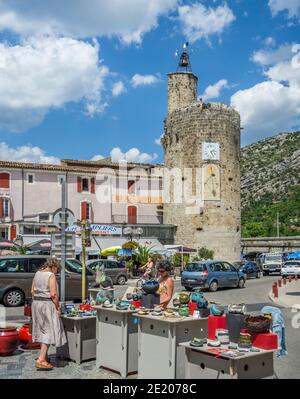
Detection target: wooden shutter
<box><xmin>128</xmin><ymin>206</ymin><xmax>137</xmax><ymax>224</ymax></box>
<box><xmin>91</xmin><ymin>177</ymin><xmax>95</xmax><ymax>194</ymax></box>
<box><xmin>10</xmin><ymin>225</ymin><xmax>16</xmax><ymax>241</ymax></box>
<box><xmin>0</xmin><ymin>198</ymin><xmax>3</xmax><ymax>218</ymax></box>
<box><xmin>77</xmin><ymin>177</ymin><xmax>82</xmax><ymax>193</ymax></box>
<box><xmin>0</xmin><ymin>173</ymin><xmax>9</xmax><ymax>189</ymax></box>
<box><xmin>81</xmin><ymin>201</ymin><xmax>87</xmax><ymax>220</ymax></box>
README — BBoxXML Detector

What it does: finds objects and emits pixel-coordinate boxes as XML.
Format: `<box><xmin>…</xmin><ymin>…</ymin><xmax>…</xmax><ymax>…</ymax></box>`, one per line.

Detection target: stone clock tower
<box><xmin>161</xmin><ymin>46</ymin><xmax>241</xmax><ymax>262</ymax></box>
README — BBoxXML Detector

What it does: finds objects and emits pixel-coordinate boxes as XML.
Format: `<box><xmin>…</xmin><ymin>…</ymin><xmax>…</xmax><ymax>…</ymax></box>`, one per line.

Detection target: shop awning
<box><xmin>27</xmin><ymin>239</ymin><xmax>51</xmax><ymax>252</ymax></box>
<box><xmin>0</xmin><ymin>239</ymin><xmax>18</xmax><ymax>249</ymax></box>
<box><xmin>75</xmin><ymin>236</ymin><xmax>165</xmax><ymax>254</ymax></box>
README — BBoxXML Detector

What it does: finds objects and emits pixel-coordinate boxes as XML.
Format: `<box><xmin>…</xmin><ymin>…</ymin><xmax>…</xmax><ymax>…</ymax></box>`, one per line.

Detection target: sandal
<box><xmin>35</xmin><ymin>360</ymin><xmax>54</xmax><ymax>370</ymax></box>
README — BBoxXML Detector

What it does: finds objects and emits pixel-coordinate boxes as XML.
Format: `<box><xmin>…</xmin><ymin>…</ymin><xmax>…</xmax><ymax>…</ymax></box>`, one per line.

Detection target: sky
<box><xmin>0</xmin><ymin>0</ymin><xmax>299</xmax><ymax>164</ymax></box>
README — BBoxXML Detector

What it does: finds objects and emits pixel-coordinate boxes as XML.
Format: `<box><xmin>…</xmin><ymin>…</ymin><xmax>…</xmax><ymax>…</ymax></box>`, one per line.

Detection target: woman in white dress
<box><xmin>31</xmin><ymin>258</ymin><xmax>66</xmax><ymax>370</ymax></box>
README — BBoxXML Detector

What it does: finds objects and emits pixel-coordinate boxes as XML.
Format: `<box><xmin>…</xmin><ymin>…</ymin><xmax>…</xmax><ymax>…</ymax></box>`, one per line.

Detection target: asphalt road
<box><xmin>1</xmin><ymin>275</ymin><xmax>299</xmax><ymax>379</ymax></box>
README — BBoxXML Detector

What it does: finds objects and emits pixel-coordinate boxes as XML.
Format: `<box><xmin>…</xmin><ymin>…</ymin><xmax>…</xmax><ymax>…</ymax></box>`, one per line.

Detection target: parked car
<box><xmin>0</xmin><ymin>255</ymin><xmax>94</xmax><ymax>307</ymax></box>
<box><xmin>239</xmin><ymin>261</ymin><xmax>261</xmax><ymax>279</ymax></box>
<box><xmin>181</xmin><ymin>260</ymin><xmax>246</xmax><ymax>292</ymax></box>
<box><xmin>262</xmin><ymin>252</ymin><xmax>284</xmax><ymax>275</ymax></box>
<box><xmin>86</xmin><ymin>259</ymin><xmax>128</xmax><ymax>285</ymax></box>
<box><xmin>281</xmin><ymin>260</ymin><xmax>300</xmax><ymax>278</ymax></box>
<box><xmin>242</xmin><ymin>252</ymin><xmax>262</xmax><ymax>262</ymax></box>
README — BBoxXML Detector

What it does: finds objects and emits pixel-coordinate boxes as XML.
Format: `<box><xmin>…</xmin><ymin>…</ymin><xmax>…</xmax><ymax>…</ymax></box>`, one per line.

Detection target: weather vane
<box><xmin>175</xmin><ymin>42</ymin><xmax>192</xmax><ymax>72</ymax></box>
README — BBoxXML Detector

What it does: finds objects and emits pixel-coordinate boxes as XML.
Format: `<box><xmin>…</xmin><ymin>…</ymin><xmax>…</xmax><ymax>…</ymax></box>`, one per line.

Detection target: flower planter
<box><xmin>0</xmin><ymin>326</ymin><xmax>19</xmax><ymax>356</ymax></box>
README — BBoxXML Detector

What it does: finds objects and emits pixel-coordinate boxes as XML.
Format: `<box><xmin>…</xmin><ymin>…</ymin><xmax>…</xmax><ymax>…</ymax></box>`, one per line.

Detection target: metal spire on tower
<box><xmin>176</xmin><ymin>42</ymin><xmax>192</xmax><ymax>72</ymax></box>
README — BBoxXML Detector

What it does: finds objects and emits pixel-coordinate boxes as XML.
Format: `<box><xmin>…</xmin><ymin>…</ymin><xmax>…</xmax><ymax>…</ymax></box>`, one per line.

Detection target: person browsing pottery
<box><xmin>157</xmin><ymin>260</ymin><xmax>174</xmax><ymax>309</ymax></box>
<box><xmin>31</xmin><ymin>258</ymin><xmax>67</xmax><ymax>370</ymax></box>
<box><xmin>141</xmin><ymin>257</ymin><xmax>155</xmax><ymax>279</ymax></box>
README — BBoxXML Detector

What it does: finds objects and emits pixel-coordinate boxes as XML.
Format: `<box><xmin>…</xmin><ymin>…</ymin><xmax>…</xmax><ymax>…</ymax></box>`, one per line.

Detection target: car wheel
<box><xmin>209</xmin><ymin>281</ymin><xmax>218</xmax><ymax>292</ymax></box>
<box><xmin>117</xmin><ymin>275</ymin><xmax>127</xmax><ymax>285</ymax></box>
<box><xmin>256</xmin><ymin>271</ymin><xmax>261</xmax><ymax>279</ymax></box>
<box><xmin>3</xmin><ymin>289</ymin><xmax>25</xmax><ymax>307</ymax></box>
<box><xmin>184</xmin><ymin>287</ymin><xmax>193</xmax><ymax>292</ymax></box>
<box><xmin>237</xmin><ymin>278</ymin><xmax>245</xmax><ymax>289</ymax></box>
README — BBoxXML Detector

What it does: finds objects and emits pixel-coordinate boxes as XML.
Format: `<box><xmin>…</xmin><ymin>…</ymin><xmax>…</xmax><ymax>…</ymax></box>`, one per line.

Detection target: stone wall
<box><xmin>167</xmin><ymin>72</ymin><xmax>198</xmax><ymax>114</ymax></box>
<box><xmin>162</xmin><ymin>99</ymin><xmax>241</xmax><ymax>263</ymax></box>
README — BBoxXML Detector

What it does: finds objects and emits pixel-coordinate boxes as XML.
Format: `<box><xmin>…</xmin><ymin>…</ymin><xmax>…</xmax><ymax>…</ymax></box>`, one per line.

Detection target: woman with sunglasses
<box><xmin>157</xmin><ymin>260</ymin><xmax>174</xmax><ymax>309</ymax></box>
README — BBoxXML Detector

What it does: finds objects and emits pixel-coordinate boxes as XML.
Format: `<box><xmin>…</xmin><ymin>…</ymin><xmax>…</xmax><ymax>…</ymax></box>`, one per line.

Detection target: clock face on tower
<box><xmin>202</xmin><ymin>142</ymin><xmax>220</xmax><ymax>161</ymax></box>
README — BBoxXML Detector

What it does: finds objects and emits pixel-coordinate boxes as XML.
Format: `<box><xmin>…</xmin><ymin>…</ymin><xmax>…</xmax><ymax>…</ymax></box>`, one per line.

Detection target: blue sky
<box><xmin>0</xmin><ymin>0</ymin><xmax>299</xmax><ymax>164</ymax></box>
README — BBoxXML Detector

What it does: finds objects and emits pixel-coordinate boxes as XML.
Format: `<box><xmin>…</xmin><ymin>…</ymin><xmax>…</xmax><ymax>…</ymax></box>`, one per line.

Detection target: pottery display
<box><xmin>245</xmin><ymin>315</ymin><xmax>271</xmax><ymax>333</ymax></box>
<box><xmin>191</xmin><ymin>292</ymin><xmax>204</xmax><ymax>303</ymax></box>
<box><xmin>132</xmin><ymin>293</ymin><xmax>141</xmax><ymax>301</ymax></box>
<box><xmin>0</xmin><ymin>326</ymin><xmax>19</xmax><ymax>356</ymax></box>
<box><xmin>179</xmin><ymin>292</ymin><xmax>190</xmax><ymax>305</ymax></box>
<box><xmin>238</xmin><ymin>332</ymin><xmax>252</xmax><ymax>348</ymax></box>
<box><xmin>141</xmin><ymin>280</ymin><xmax>159</xmax><ymax>294</ymax></box>
<box><xmin>196</xmin><ymin>296</ymin><xmax>208</xmax><ymax>309</ymax></box>
<box><xmin>210</xmin><ymin>304</ymin><xmax>225</xmax><ymax>316</ymax></box>
<box><xmin>216</xmin><ymin>328</ymin><xmax>230</xmax><ymax>345</ymax></box>
<box><xmin>228</xmin><ymin>303</ymin><xmax>247</xmax><ymax>315</ymax></box>
<box><xmin>178</xmin><ymin>306</ymin><xmax>190</xmax><ymax>317</ymax></box>
<box><xmin>172</xmin><ymin>298</ymin><xmax>181</xmax><ymax>307</ymax></box>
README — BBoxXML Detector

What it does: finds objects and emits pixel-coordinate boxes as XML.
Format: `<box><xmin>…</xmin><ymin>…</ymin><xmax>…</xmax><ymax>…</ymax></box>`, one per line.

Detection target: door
<box><xmin>221</xmin><ymin>262</ymin><xmax>239</xmax><ymax>287</ymax></box>
<box><xmin>127</xmin><ymin>206</ymin><xmax>137</xmax><ymax>224</ymax></box>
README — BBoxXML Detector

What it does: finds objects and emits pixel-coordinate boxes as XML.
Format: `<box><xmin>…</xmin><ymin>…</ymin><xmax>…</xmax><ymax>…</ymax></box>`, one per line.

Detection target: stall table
<box><xmin>95</xmin><ymin>306</ymin><xmax>139</xmax><ymax>378</ymax></box>
<box><xmin>136</xmin><ymin>314</ymin><xmax>208</xmax><ymax>379</ymax></box>
<box><xmin>180</xmin><ymin>342</ymin><xmax>276</xmax><ymax>379</ymax></box>
<box><xmin>56</xmin><ymin>315</ymin><xmax>96</xmax><ymax>364</ymax></box>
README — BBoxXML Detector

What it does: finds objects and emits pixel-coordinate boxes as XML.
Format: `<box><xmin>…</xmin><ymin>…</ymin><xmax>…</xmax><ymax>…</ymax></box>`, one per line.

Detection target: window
<box><xmin>106</xmin><ymin>261</ymin><xmax>118</xmax><ymax>269</ymax></box>
<box><xmin>82</xmin><ymin>178</ymin><xmax>89</xmax><ymax>192</ymax></box>
<box><xmin>38</xmin><ymin>213</ymin><xmax>50</xmax><ymax>223</ymax></box>
<box><xmin>127</xmin><ymin>205</ymin><xmax>137</xmax><ymax>224</ymax></box>
<box><xmin>0</xmin><ymin>227</ymin><xmax>9</xmax><ymax>239</ymax></box>
<box><xmin>81</xmin><ymin>201</ymin><xmax>92</xmax><ymax>221</ymax></box>
<box><xmin>220</xmin><ymin>262</ymin><xmax>231</xmax><ymax>272</ymax></box>
<box><xmin>211</xmin><ymin>262</ymin><xmax>222</xmax><ymax>272</ymax></box>
<box><xmin>128</xmin><ymin>180</ymin><xmax>135</xmax><ymax>195</ymax></box>
<box><xmin>0</xmin><ymin>173</ymin><xmax>10</xmax><ymax>189</ymax></box>
<box><xmin>27</xmin><ymin>174</ymin><xmax>34</xmax><ymax>184</ymax></box>
<box><xmin>186</xmin><ymin>263</ymin><xmax>207</xmax><ymax>272</ymax></box>
<box><xmin>3</xmin><ymin>198</ymin><xmax>10</xmax><ymax>218</ymax></box>
<box><xmin>28</xmin><ymin>258</ymin><xmax>48</xmax><ymax>273</ymax></box>
<box><xmin>0</xmin><ymin>259</ymin><xmax>27</xmax><ymax>273</ymax></box>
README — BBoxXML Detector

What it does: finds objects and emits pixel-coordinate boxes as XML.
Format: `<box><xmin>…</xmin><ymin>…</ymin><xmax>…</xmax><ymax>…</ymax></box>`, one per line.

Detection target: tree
<box><xmin>12</xmin><ymin>245</ymin><xmax>29</xmax><ymax>255</ymax></box>
<box><xmin>197</xmin><ymin>247</ymin><xmax>214</xmax><ymax>260</ymax></box>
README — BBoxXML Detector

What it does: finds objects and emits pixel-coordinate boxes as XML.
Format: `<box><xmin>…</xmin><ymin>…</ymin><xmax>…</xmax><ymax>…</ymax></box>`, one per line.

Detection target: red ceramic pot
<box><xmin>19</xmin><ymin>324</ymin><xmax>32</xmax><ymax>344</ymax></box>
<box><xmin>0</xmin><ymin>326</ymin><xmax>19</xmax><ymax>356</ymax></box>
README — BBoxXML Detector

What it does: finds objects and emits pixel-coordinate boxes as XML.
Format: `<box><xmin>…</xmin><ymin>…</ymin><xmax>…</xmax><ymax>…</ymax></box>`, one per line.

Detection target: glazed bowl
<box><xmin>179</xmin><ymin>292</ymin><xmax>190</xmax><ymax>305</ymax></box>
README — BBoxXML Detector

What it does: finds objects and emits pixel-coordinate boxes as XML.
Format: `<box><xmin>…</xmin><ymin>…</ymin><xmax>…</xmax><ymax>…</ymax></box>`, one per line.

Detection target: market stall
<box><xmin>95</xmin><ymin>305</ymin><xmax>139</xmax><ymax>378</ymax></box>
<box><xmin>136</xmin><ymin>313</ymin><xmax>208</xmax><ymax>379</ymax></box>
<box><xmin>56</xmin><ymin>314</ymin><xmax>97</xmax><ymax>364</ymax></box>
<box><xmin>180</xmin><ymin>342</ymin><xmax>276</xmax><ymax>379</ymax></box>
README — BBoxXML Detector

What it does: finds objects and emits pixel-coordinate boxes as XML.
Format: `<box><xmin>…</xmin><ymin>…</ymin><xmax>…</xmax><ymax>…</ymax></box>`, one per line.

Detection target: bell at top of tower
<box><xmin>177</xmin><ymin>42</ymin><xmax>192</xmax><ymax>72</ymax></box>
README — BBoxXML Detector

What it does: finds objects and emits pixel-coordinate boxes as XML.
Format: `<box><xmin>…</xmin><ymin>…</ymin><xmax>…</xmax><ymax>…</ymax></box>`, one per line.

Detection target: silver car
<box><xmin>0</xmin><ymin>255</ymin><xmax>94</xmax><ymax>307</ymax></box>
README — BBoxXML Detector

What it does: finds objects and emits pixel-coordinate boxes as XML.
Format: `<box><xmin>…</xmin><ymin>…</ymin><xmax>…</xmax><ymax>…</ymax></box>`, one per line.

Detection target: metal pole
<box><xmin>60</xmin><ymin>176</ymin><xmax>67</xmax><ymax>304</ymax></box>
<box><xmin>277</xmin><ymin>212</ymin><xmax>280</xmax><ymax>238</ymax></box>
<box><xmin>81</xmin><ymin>219</ymin><xmax>86</xmax><ymax>302</ymax></box>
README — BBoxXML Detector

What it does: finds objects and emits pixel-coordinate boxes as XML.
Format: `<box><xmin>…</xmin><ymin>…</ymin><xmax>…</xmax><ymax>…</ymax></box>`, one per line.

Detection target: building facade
<box><xmin>0</xmin><ymin>159</ymin><xmax>171</xmax><ymax>242</ymax></box>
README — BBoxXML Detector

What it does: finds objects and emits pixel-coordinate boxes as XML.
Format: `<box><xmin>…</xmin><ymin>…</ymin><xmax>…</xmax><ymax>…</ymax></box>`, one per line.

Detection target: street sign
<box><xmin>53</xmin><ymin>208</ymin><xmax>75</xmax><ymax>230</ymax></box>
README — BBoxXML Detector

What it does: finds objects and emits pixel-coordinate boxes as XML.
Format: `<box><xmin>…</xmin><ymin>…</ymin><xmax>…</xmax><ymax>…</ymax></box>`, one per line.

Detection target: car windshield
<box><xmin>65</xmin><ymin>259</ymin><xmax>83</xmax><ymax>273</ymax></box>
<box><xmin>284</xmin><ymin>262</ymin><xmax>300</xmax><ymax>267</ymax></box>
<box><xmin>265</xmin><ymin>255</ymin><xmax>282</xmax><ymax>262</ymax></box>
<box><xmin>185</xmin><ymin>263</ymin><xmax>207</xmax><ymax>272</ymax></box>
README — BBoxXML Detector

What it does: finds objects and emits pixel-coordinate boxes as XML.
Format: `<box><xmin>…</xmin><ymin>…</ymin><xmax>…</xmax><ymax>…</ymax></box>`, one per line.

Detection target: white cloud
<box><xmin>130</xmin><ymin>74</ymin><xmax>160</xmax><ymax>88</ymax></box>
<box><xmin>231</xmin><ymin>44</ymin><xmax>300</xmax><ymax>143</ymax></box>
<box><xmin>0</xmin><ymin>36</ymin><xmax>108</xmax><ymax>132</ymax></box>
<box><xmin>110</xmin><ymin>147</ymin><xmax>158</xmax><ymax>163</ymax></box>
<box><xmin>0</xmin><ymin>0</ymin><xmax>178</xmax><ymax>45</ymax></box>
<box><xmin>112</xmin><ymin>81</ymin><xmax>126</xmax><ymax>97</ymax></box>
<box><xmin>200</xmin><ymin>79</ymin><xmax>229</xmax><ymax>101</ymax></box>
<box><xmin>91</xmin><ymin>154</ymin><xmax>105</xmax><ymax>161</ymax></box>
<box><xmin>0</xmin><ymin>142</ymin><xmax>60</xmax><ymax>164</ymax></box>
<box><xmin>268</xmin><ymin>0</ymin><xmax>300</xmax><ymax>18</ymax></box>
<box><xmin>178</xmin><ymin>2</ymin><xmax>235</xmax><ymax>43</ymax></box>
<box><xmin>252</xmin><ymin>43</ymin><xmax>294</xmax><ymax>66</ymax></box>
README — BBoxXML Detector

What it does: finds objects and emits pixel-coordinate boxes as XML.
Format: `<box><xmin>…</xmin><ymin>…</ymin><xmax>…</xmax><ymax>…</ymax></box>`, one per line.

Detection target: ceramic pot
<box><xmin>191</xmin><ymin>292</ymin><xmax>204</xmax><ymax>303</ymax></box>
<box><xmin>179</xmin><ymin>292</ymin><xmax>190</xmax><ymax>305</ymax></box>
<box><xmin>0</xmin><ymin>327</ymin><xmax>19</xmax><ymax>356</ymax></box>
<box><xmin>24</xmin><ymin>301</ymin><xmax>32</xmax><ymax>317</ymax></box>
<box><xmin>178</xmin><ymin>306</ymin><xmax>190</xmax><ymax>317</ymax></box>
<box><xmin>141</xmin><ymin>280</ymin><xmax>159</xmax><ymax>294</ymax></box>
<box><xmin>172</xmin><ymin>298</ymin><xmax>181</xmax><ymax>307</ymax></box>
<box><xmin>19</xmin><ymin>324</ymin><xmax>32</xmax><ymax>344</ymax></box>
<box><xmin>196</xmin><ymin>297</ymin><xmax>208</xmax><ymax>309</ymax></box>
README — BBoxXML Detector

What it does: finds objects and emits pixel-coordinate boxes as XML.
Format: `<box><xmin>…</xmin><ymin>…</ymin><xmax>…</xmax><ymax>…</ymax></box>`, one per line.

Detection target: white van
<box><xmin>262</xmin><ymin>252</ymin><xmax>284</xmax><ymax>275</ymax></box>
